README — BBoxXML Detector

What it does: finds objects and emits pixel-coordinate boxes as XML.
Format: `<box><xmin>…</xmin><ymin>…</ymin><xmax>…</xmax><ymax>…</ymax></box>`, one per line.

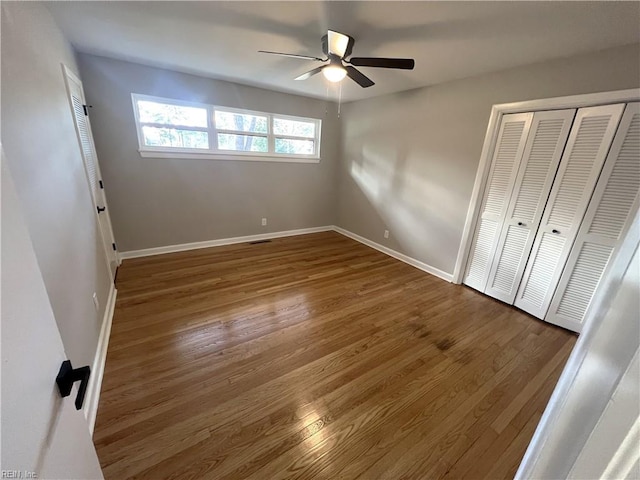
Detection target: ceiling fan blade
<box><xmin>345</xmin><ymin>66</ymin><xmax>374</xmax><ymax>88</ymax></box>
<box><xmin>322</xmin><ymin>30</ymin><xmax>354</xmax><ymax>59</ymax></box>
<box><xmin>349</xmin><ymin>57</ymin><xmax>415</xmax><ymax>70</ymax></box>
<box><xmin>258</xmin><ymin>50</ymin><xmax>324</xmax><ymax>62</ymax></box>
<box><xmin>294</xmin><ymin>66</ymin><xmax>325</xmax><ymax>81</ymax></box>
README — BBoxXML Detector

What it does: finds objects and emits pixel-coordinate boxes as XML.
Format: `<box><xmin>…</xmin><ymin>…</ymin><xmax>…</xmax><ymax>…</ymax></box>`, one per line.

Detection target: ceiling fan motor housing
<box><xmin>322</xmin><ymin>33</ymin><xmax>354</xmax><ymax>59</ymax></box>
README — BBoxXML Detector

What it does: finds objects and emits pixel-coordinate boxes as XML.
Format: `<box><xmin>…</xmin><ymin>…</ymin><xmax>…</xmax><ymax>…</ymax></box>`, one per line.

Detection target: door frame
<box><xmin>452</xmin><ymin>88</ymin><xmax>640</xmax><ymax>284</ymax></box>
<box><xmin>61</xmin><ymin>64</ymin><xmax>120</xmax><ymax>275</ymax></box>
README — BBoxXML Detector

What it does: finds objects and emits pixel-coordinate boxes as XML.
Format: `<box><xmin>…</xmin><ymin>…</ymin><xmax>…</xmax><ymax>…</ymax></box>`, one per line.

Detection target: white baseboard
<box><xmin>332</xmin><ymin>226</ymin><xmax>453</xmax><ymax>283</ymax></box>
<box><xmin>84</xmin><ymin>282</ymin><xmax>117</xmax><ymax>435</ymax></box>
<box><xmin>119</xmin><ymin>226</ymin><xmax>334</xmax><ymax>259</ymax></box>
<box><xmin>119</xmin><ymin>224</ymin><xmax>452</xmax><ymax>283</ymax></box>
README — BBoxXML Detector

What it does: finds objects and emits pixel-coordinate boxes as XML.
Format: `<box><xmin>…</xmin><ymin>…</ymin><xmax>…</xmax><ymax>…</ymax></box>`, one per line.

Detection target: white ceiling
<box><xmin>47</xmin><ymin>1</ymin><xmax>640</xmax><ymax>102</ymax></box>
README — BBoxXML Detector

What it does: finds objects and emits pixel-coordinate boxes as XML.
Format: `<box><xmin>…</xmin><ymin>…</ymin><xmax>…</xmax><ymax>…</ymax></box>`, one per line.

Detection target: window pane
<box><xmin>142</xmin><ymin>126</ymin><xmax>209</xmax><ymax>149</ymax></box>
<box><xmin>273</xmin><ymin>118</ymin><xmax>315</xmax><ymax>138</ymax></box>
<box><xmin>138</xmin><ymin>100</ymin><xmax>207</xmax><ymax>127</ymax></box>
<box><xmin>215</xmin><ymin>111</ymin><xmax>268</xmax><ymax>134</ymax></box>
<box><xmin>275</xmin><ymin>138</ymin><xmax>314</xmax><ymax>155</ymax></box>
<box><xmin>217</xmin><ymin>134</ymin><xmax>268</xmax><ymax>152</ymax></box>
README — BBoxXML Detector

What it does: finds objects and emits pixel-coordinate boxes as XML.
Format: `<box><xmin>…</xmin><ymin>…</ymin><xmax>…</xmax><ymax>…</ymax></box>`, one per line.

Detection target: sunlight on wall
<box><xmin>349</xmin><ymin>140</ymin><xmax>460</xmax><ymax>262</ymax></box>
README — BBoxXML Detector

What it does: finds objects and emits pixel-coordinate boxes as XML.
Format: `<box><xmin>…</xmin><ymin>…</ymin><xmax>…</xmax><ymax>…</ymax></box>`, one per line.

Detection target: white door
<box><xmin>464</xmin><ymin>112</ymin><xmax>533</xmax><ymax>291</ymax></box>
<box><xmin>484</xmin><ymin>109</ymin><xmax>575</xmax><ymax>303</ymax></box>
<box><xmin>547</xmin><ymin>102</ymin><xmax>640</xmax><ymax>332</ymax></box>
<box><xmin>1</xmin><ymin>153</ymin><xmax>103</xmax><ymax>479</ymax></box>
<box><xmin>514</xmin><ymin>104</ymin><xmax>625</xmax><ymax>319</ymax></box>
<box><xmin>62</xmin><ymin>65</ymin><xmax>118</xmax><ymax>280</ymax></box>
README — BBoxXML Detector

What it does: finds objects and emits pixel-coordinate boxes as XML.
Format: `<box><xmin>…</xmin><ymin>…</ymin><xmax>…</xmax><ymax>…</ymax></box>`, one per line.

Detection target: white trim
<box><xmin>119</xmin><ymin>226</ymin><xmax>334</xmax><ymax>259</ymax></box>
<box><xmin>483</xmin><ymin>88</ymin><xmax>640</xmax><ymax>115</ymax></box>
<box><xmin>84</xmin><ymin>282</ymin><xmax>117</xmax><ymax>435</ymax></box>
<box><xmin>453</xmin><ymin>88</ymin><xmax>640</xmax><ymax>284</ymax></box>
<box><xmin>119</xmin><ymin>225</ymin><xmax>454</xmax><ymax>283</ymax></box>
<box><xmin>570</xmin><ymin>349</ymin><xmax>640</xmax><ymax>479</ymax></box>
<box><xmin>332</xmin><ymin>226</ymin><xmax>453</xmax><ymax>283</ymax></box>
<box><xmin>62</xmin><ymin>63</ymin><xmax>82</xmax><ymax>87</ymax></box>
<box><xmin>453</xmin><ymin>104</ymin><xmax>503</xmax><ymax>284</ymax></box>
<box><xmin>138</xmin><ymin>150</ymin><xmax>320</xmax><ymax>164</ymax></box>
<box><xmin>131</xmin><ymin>93</ymin><xmax>322</xmax><ymax>161</ymax></box>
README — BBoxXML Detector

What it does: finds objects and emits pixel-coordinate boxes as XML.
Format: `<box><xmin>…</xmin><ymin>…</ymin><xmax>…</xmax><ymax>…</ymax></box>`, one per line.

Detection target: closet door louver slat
<box><xmin>547</xmin><ymin>103</ymin><xmax>640</xmax><ymax>332</ymax></box>
<box><xmin>514</xmin><ymin>103</ymin><xmax>625</xmax><ymax>320</ymax></box>
<box><xmin>464</xmin><ymin>113</ymin><xmax>533</xmax><ymax>291</ymax></box>
<box><xmin>485</xmin><ymin>109</ymin><xmax>575</xmax><ymax>303</ymax></box>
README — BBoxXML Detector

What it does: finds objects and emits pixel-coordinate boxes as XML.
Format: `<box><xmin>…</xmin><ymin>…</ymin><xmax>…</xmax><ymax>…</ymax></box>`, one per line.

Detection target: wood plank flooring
<box><xmin>94</xmin><ymin>231</ymin><xmax>576</xmax><ymax>479</ymax></box>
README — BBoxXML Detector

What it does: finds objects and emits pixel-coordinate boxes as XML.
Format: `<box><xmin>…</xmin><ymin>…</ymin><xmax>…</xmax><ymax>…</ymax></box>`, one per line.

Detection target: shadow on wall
<box><xmin>347</xmin><ymin>131</ymin><xmax>464</xmax><ymax>271</ymax></box>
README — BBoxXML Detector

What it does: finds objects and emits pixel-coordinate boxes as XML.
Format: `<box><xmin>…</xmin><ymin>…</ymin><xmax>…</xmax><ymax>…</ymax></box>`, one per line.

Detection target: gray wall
<box><xmin>77</xmin><ymin>55</ymin><xmax>340</xmax><ymax>252</ymax></box>
<box><xmin>337</xmin><ymin>43</ymin><xmax>640</xmax><ymax>275</ymax></box>
<box><xmin>1</xmin><ymin>2</ymin><xmax>111</xmax><ymax>367</ymax></box>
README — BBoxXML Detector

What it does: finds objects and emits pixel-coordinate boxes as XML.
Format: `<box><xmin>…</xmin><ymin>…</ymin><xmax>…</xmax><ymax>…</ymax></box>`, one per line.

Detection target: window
<box><xmin>132</xmin><ymin>94</ymin><xmax>321</xmax><ymax>162</ymax></box>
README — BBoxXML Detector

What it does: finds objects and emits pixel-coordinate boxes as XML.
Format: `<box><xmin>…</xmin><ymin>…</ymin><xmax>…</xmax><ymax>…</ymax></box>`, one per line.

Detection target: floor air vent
<box><xmin>249</xmin><ymin>239</ymin><xmax>272</xmax><ymax>245</ymax></box>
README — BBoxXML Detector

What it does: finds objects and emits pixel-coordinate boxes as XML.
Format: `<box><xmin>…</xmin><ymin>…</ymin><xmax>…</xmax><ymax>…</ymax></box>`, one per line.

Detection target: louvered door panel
<box><xmin>71</xmin><ymin>95</ymin><xmax>99</xmax><ymax>202</ymax></box>
<box><xmin>485</xmin><ymin>109</ymin><xmax>575</xmax><ymax>303</ymax></box>
<box><xmin>547</xmin><ymin>103</ymin><xmax>640</xmax><ymax>332</ymax></box>
<box><xmin>464</xmin><ymin>113</ymin><xmax>533</xmax><ymax>291</ymax></box>
<box><xmin>554</xmin><ymin>243</ymin><xmax>613</xmax><ymax>321</ymax></box>
<box><xmin>64</xmin><ymin>68</ymin><xmax>118</xmax><ymax>279</ymax></box>
<box><xmin>490</xmin><ymin>225</ymin><xmax>530</xmax><ymax>294</ymax></box>
<box><xmin>514</xmin><ymin>103</ymin><xmax>625</xmax><ymax>319</ymax></box>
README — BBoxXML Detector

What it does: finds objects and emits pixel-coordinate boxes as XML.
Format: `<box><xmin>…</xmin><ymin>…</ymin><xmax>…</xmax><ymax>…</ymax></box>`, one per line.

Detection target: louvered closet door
<box><xmin>65</xmin><ymin>70</ymin><xmax>118</xmax><ymax>279</ymax></box>
<box><xmin>485</xmin><ymin>109</ymin><xmax>575</xmax><ymax>303</ymax></box>
<box><xmin>514</xmin><ymin>104</ymin><xmax>625</xmax><ymax>319</ymax></box>
<box><xmin>464</xmin><ymin>113</ymin><xmax>533</xmax><ymax>291</ymax></box>
<box><xmin>547</xmin><ymin>102</ymin><xmax>640</xmax><ymax>332</ymax></box>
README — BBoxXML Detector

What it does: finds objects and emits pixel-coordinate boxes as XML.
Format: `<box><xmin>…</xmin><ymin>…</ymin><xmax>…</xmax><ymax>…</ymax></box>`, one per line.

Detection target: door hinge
<box><xmin>82</xmin><ymin>104</ymin><xmax>92</xmax><ymax>116</ymax></box>
<box><xmin>99</xmin><ymin>180</ymin><xmax>104</xmax><ymax>189</ymax></box>
<box><xmin>112</xmin><ymin>243</ymin><xmax>117</xmax><ymax>251</ymax></box>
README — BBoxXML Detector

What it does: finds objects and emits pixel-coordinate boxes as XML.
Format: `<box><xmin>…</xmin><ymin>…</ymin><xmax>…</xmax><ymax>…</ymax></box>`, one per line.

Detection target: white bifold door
<box><xmin>464</xmin><ymin>113</ymin><xmax>533</xmax><ymax>291</ymax></box>
<box><xmin>545</xmin><ymin>102</ymin><xmax>640</xmax><ymax>332</ymax></box>
<box><xmin>464</xmin><ymin>101</ymin><xmax>638</xmax><ymax>333</ymax></box>
<box><xmin>464</xmin><ymin>109</ymin><xmax>575</xmax><ymax>299</ymax></box>
<box><xmin>485</xmin><ymin>109</ymin><xmax>576</xmax><ymax>303</ymax></box>
<box><xmin>514</xmin><ymin>104</ymin><xmax>625</xmax><ymax>319</ymax></box>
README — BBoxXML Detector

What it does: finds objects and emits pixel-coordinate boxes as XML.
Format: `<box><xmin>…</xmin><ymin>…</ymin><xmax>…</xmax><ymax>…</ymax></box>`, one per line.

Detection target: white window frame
<box><xmin>131</xmin><ymin>93</ymin><xmax>322</xmax><ymax>163</ymax></box>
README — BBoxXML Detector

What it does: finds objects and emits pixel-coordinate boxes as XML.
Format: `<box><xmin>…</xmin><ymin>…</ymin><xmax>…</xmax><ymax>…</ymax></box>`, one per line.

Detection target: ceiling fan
<box><xmin>259</xmin><ymin>30</ymin><xmax>415</xmax><ymax>88</ymax></box>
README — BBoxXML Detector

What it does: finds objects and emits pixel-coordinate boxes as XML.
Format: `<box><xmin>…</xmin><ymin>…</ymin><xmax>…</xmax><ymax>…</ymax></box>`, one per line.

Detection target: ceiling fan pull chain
<box><xmin>326</xmin><ymin>85</ymin><xmax>330</xmax><ymax>115</ymax></box>
<box><xmin>338</xmin><ymin>82</ymin><xmax>342</xmax><ymax>118</ymax></box>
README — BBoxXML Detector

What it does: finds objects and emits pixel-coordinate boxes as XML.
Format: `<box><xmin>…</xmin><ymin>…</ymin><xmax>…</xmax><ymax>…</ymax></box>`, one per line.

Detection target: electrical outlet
<box><xmin>92</xmin><ymin>292</ymin><xmax>99</xmax><ymax>311</ymax></box>
<box><xmin>384</xmin><ymin>230</ymin><xmax>390</xmax><ymax>239</ymax></box>
<box><xmin>261</xmin><ymin>218</ymin><xmax>267</xmax><ymax>226</ymax></box>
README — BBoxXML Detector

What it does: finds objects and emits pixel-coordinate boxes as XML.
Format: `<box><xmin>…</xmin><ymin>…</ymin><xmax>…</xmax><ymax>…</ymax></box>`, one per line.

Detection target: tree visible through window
<box><xmin>133</xmin><ymin>94</ymin><xmax>321</xmax><ymax>160</ymax></box>
<box><xmin>137</xmin><ymin>100</ymin><xmax>209</xmax><ymax>149</ymax></box>
<box><xmin>214</xmin><ymin>110</ymin><xmax>268</xmax><ymax>152</ymax></box>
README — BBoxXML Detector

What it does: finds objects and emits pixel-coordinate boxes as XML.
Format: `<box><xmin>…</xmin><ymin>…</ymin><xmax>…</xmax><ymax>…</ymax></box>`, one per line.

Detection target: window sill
<box><xmin>138</xmin><ymin>150</ymin><xmax>320</xmax><ymax>164</ymax></box>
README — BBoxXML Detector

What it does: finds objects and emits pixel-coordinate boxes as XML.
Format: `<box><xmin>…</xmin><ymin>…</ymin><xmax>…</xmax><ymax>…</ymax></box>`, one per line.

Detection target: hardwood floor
<box><xmin>94</xmin><ymin>231</ymin><xmax>576</xmax><ymax>479</ymax></box>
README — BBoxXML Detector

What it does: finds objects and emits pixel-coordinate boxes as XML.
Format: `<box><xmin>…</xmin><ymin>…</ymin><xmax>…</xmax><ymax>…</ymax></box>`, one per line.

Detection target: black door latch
<box><xmin>56</xmin><ymin>360</ymin><xmax>91</xmax><ymax>410</ymax></box>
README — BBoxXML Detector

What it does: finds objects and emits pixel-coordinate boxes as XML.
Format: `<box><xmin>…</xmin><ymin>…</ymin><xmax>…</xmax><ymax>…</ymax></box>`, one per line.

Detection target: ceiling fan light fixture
<box><xmin>259</xmin><ymin>29</ymin><xmax>414</xmax><ymax>89</ymax></box>
<box><xmin>322</xmin><ymin>64</ymin><xmax>347</xmax><ymax>83</ymax></box>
